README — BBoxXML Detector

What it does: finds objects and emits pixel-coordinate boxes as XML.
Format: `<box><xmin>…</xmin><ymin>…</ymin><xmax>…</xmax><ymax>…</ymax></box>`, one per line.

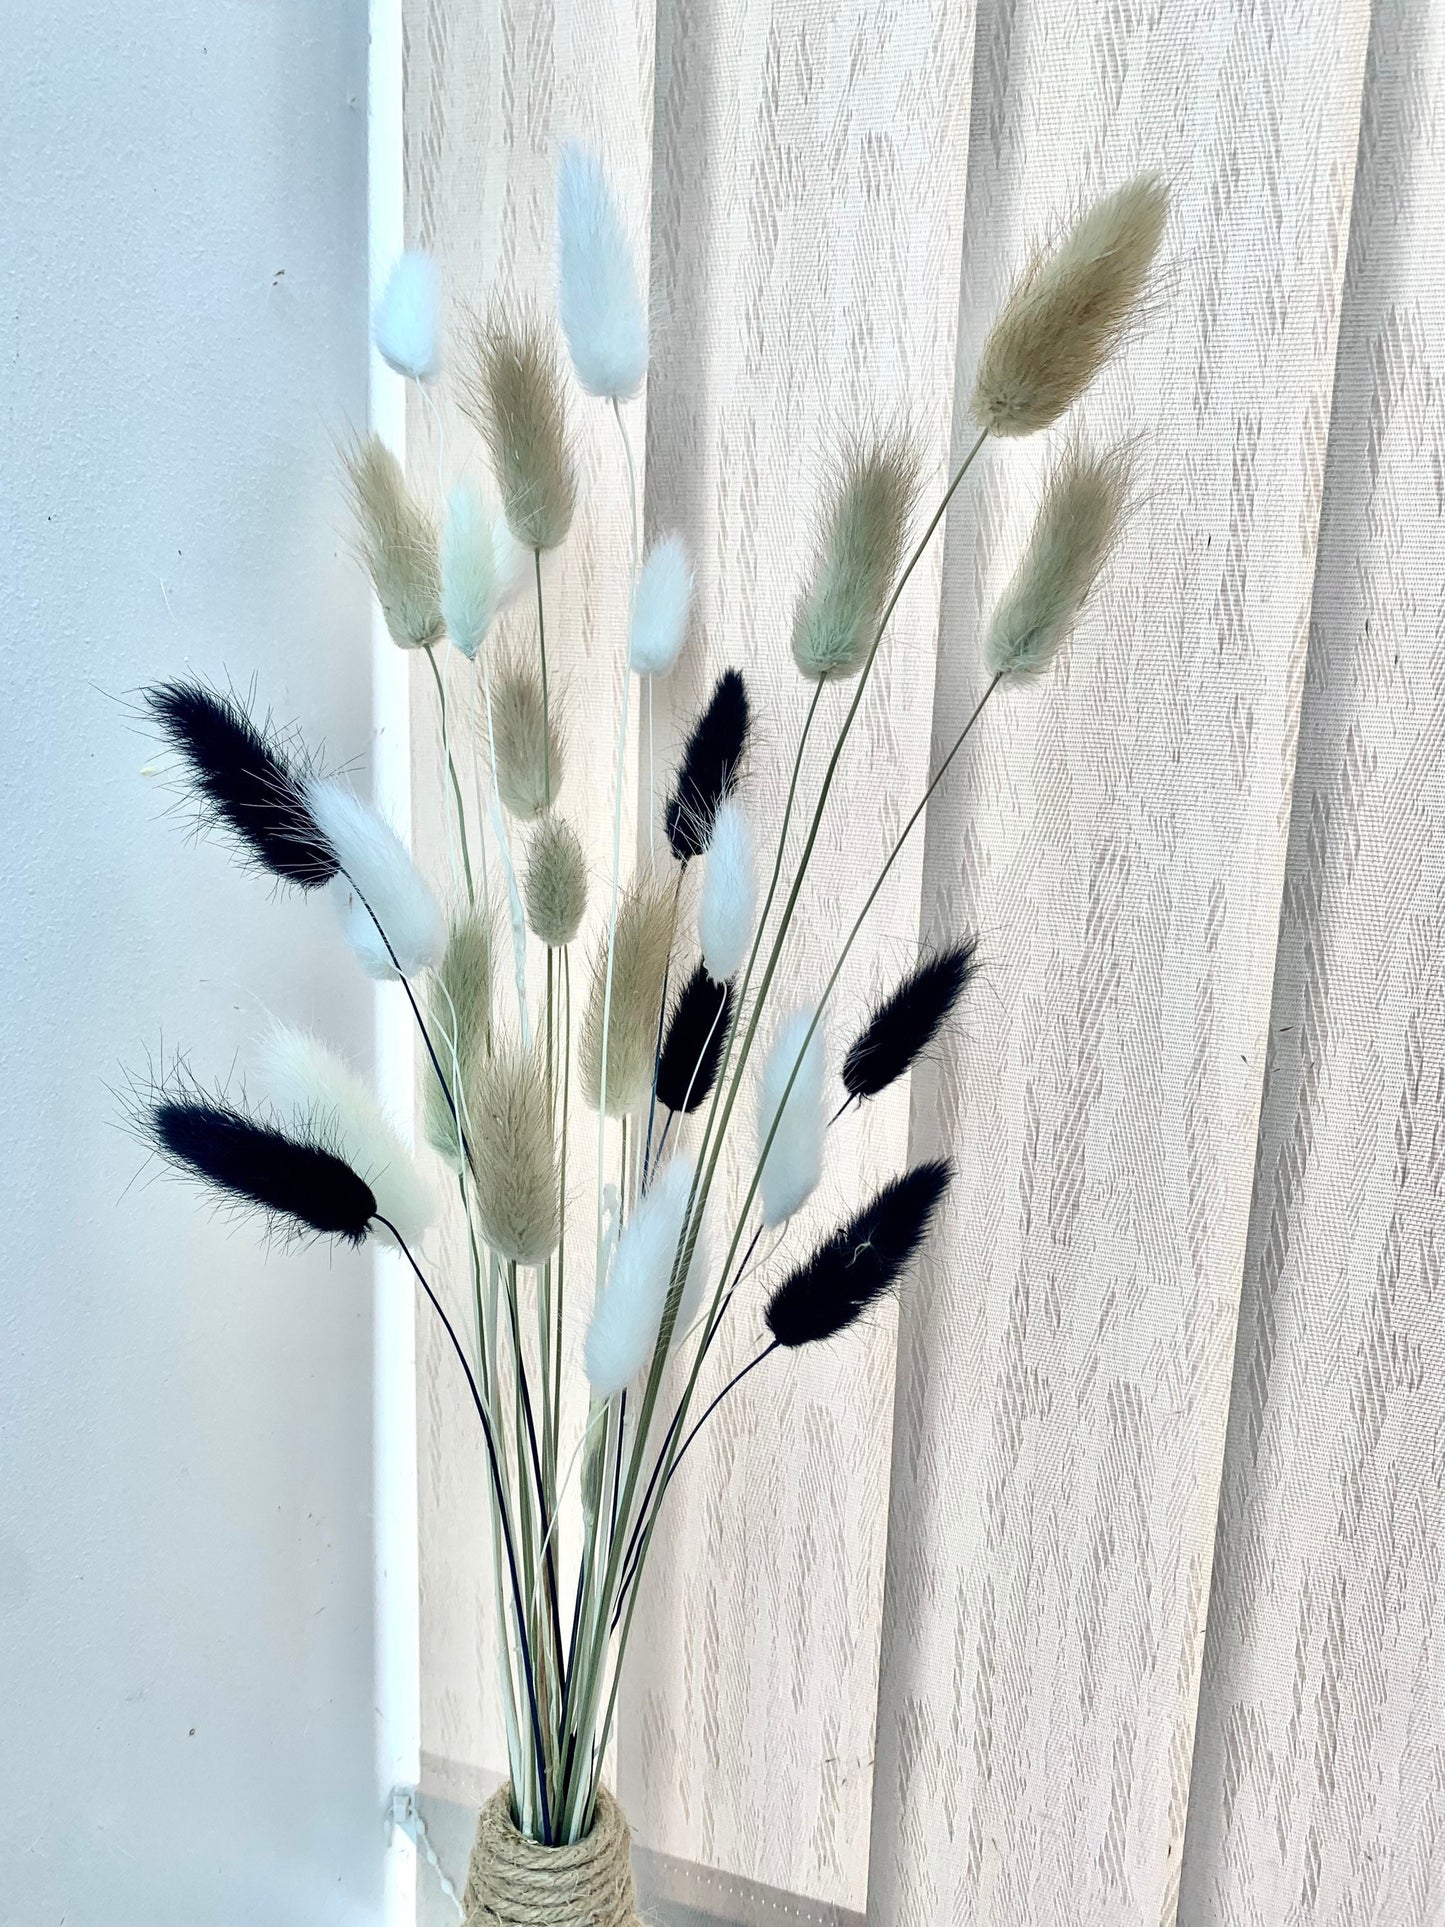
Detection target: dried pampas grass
<box><xmin>973</xmin><ymin>172</ymin><xmax>1169</xmax><ymax>437</ymax></box>
<box><xmin>489</xmin><ymin>648</ymin><xmax>563</xmax><ymax>819</ymax></box>
<box><xmin>524</xmin><ymin>814</ymin><xmax>588</xmax><ymax>947</ymax></box>
<box><xmin>468</xmin><ymin>1035</ymin><xmax>559</xmax><ymax>1265</ymax></box>
<box><xmin>584</xmin><ymin>1156</ymin><xmax>701</xmax><ymax>1394</ymax></box>
<box><xmin>697</xmin><ymin>797</ymin><xmax>755</xmax><ymax>984</ymax></box>
<box><xmin>580</xmin><ymin>875</ymin><xmax>674</xmax><ymax>1115</ymax></box>
<box><xmin>426</xmin><ymin>911</ymin><xmax>493</xmax><ymax>1167</ymax></box>
<box><xmin>461</xmin><ymin>312</ymin><xmax>577</xmax><ymax>552</ymax></box>
<box><xmin>259</xmin><ymin>1026</ymin><xmax>435</xmax><ymax>1249</ymax></box>
<box><xmin>986</xmin><ymin>439</ymin><xmax>1132</xmax><ymax>678</ymax></box>
<box><xmin>757</xmin><ymin>1008</ymin><xmax>826</xmax><ymax>1227</ymax></box>
<box><xmin>343</xmin><ymin>434</ymin><xmax>444</xmax><ymax>649</ymax></box>
<box><xmin>792</xmin><ymin>432</ymin><xmax>920</xmax><ymax>680</ymax></box>
<box><xmin>629</xmin><ymin>534</ymin><xmax>693</xmax><ymax>677</ymax></box>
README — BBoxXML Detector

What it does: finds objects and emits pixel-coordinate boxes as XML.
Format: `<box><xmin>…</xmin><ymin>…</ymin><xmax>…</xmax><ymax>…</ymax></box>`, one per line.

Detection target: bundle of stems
<box><xmin>132</xmin><ymin>156</ymin><xmax>1167</xmax><ymax>1846</ymax></box>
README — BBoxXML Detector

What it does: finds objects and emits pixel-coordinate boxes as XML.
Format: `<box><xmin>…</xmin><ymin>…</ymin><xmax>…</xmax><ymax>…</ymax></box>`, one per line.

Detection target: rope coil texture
<box><xmin>464</xmin><ymin>1784</ymin><xmax>641</xmax><ymax>1926</ymax></box>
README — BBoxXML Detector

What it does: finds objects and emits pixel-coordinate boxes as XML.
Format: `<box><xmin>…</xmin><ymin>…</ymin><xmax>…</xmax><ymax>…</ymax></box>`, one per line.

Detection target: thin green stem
<box><xmin>425</xmin><ymin>643</ymin><xmax>476</xmax><ymax>907</ymax></box>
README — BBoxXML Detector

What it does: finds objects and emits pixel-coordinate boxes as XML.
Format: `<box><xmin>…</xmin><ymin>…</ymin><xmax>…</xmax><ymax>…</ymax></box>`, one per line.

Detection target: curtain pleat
<box><xmin>867</xmin><ymin>3</ymin><xmax>1369</xmax><ymax>1920</ymax></box>
<box><xmin>625</xmin><ymin>3</ymin><xmax>976</xmax><ymax>1905</ymax></box>
<box><xmin>403</xmin><ymin>3</ymin><xmax>1444</xmax><ymax>1921</ymax></box>
<box><xmin>1180</xmin><ymin>5</ymin><xmax>1445</xmax><ymax>1920</ymax></box>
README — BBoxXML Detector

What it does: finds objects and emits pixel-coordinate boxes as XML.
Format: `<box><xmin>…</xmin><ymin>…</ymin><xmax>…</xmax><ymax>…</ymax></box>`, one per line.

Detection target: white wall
<box><xmin>0</xmin><ymin>8</ymin><xmax>386</xmax><ymax>1922</ymax></box>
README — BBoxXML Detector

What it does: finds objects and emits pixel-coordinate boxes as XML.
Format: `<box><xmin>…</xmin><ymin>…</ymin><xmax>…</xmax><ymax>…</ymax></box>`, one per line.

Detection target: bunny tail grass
<box><xmin>259</xmin><ymin>1027</ymin><xmax>435</xmax><ymax>1248</ymax></box>
<box><xmin>842</xmin><ymin>939</ymin><xmax>979</xmax><ymax>1104</ymax></box>
<box><xmin>584</xmin><ymin>1156</ymin><xmax>701</xmax><ymax>1393</ymax></box>
<box><xmin>580</xmin><ymin>875</ymin><xmax>674</xmax><ymax>1115</ymax></box>
<box><xmin>524</xmin><ymin>814</ymin><xmax>588</xmax><ymax>946</ymax></box>
<box><xmin>656</xmin><ymin>964</ymin><xmax>733</xmax><ymax>1115</ymax></box>
<box><xmin>342</xmin><ymin>433</ymin><xmax>444</xmax><ymax>650</ymax></box>
<box><xmin>765</xmin><ymin>1159</ymin><xmax>952</xmax><ymax>1347</ymax></box>
<box><xmin>468</xmin><ymin>1035</ymin><xmax>560</xmax><ymax>1266</ymax></box>
<box><xmin>440</xmin><ymin>479</ymin><xmax>501</xmax><ymax>661</ymax></box>
<box><xmin>986</xmin><ymin>438</ymin><xmax>1133</xmax><ymax>678</ymax></box>
<box><xmin>629</xmin><ymin>533</ymin><xmax>694</xmax><ymax>677</ymax></box>
<box><xmin>697</xmin><ymin>796</ymin><xmax>756</xmax><ymax>983</ymax></box>
<box><xmin>373</xmin><ymin>250</ymin><xmax>440</xmax><ymax>383</ymax></box>
<box><xmin>460</xmin><ymin>310</ymin><xmax>576</xmax><ymax>552</ymax></box>
<box><xmin>664</xmin><ymin>668</ymin><xmax>751</xmax><ymax>863</ymax></box>
<box><xmin>757</xmin><ymin>1006</ymin><xmax>827</xmax><ymax>1228</ymax></box>
<box><xmin>973</xmin><ymin>172</ymin><xmax>1169</xmax><ymax>437</ymax></box>
<box><xmin>148</xmin><ymin>1096</ymin><xmax>378</xmax><ymax>1244</ymax></box>
<box><xmin>489</xmin><ymin>646</ymin><xmax>563</xmax><ymax>819</ymax></box>
<box><xmin>792</xmin><ymin>431</ymin><xmax>921</xmax><ymax>679</ymax></box>
<box><xmin>556</xmin><ymin>141</ymin><xmax>648</xmax><ymax>402</ymax></box>
<box><xmin>143</xmin><ymin>681</ymin><xmax>337</xmax><ymax>888</ymax></box>
<box><xmin>424</xmin><ymin>910</ymin><xmax>493</xmax><ymax>1166</ymax></box>
<box><xmin>305</xmin><ymin>778</ymin><xmax>446</xmax><ymax>980</ymax></box>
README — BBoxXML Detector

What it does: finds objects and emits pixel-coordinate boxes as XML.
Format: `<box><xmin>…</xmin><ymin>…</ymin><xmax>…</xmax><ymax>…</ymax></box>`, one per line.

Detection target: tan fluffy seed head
<box><xmin>460</xmin><ymin>311</ymin><xmax>577</xmax><ymax>551</ymax></box>
<box><xmin>424</xmin><ymin>911</ymin><xmax>493</xmax><ymax>1167</ymax></box>
<box><xmin>986</xmin><ymin>438</ymin><xmax>1133</xmax><ymax>679</ymax></box>
<box><xmin>792</xmin><ymin>431</ymin><xmax>921</xmax><ymax>680</ymax></box>
<box><xmin>524</xmin><ymin>814</ymin><xmax>588</xmax><ymax>947</ymax></box>
<box><xmin>581</xmin><ymin>875</ymin><xmax>675</xmax><ymax>1115</ymax></box>
<box><xmin>343</xmin><ymin>434</ymin><xmax>444</xmax><ymax>648</ymax></box>
<box><xmin>488</xmin><ymin>647</ymin><xmax>563</xmax><ymax>820</ymax></box>
<box><xmin>468</xmin><ymin>1034</ymin><xmax>559</xmax><ymax>1265</ymax></box>
<box><xmin>973</xmin><ymin>173</ymin><xmax>1169</xmax><ymax>438</ymax></box>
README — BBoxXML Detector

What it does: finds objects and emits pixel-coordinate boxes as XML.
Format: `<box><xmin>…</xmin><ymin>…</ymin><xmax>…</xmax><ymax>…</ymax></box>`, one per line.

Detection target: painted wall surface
<box><xmin>0</xmin><ymin>9</ymin><xmax>384</xmax><ymax>1923</ymax></box>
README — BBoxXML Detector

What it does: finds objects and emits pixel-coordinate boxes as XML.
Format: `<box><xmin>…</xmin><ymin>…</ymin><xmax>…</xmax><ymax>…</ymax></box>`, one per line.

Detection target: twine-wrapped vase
<box><xmin>465</xmin><ymin>1785</ymin><xmax>641</xmax><ymax>1927</ymax></box>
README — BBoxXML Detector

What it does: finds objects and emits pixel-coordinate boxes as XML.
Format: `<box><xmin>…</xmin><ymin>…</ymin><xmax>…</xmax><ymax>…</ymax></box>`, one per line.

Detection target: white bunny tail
<box><xmin>628</xmin><ymin>533</ymin><xmax>693</xmax><ymax>676</ymax></box>
<box><xmin>584</xmin><ymin>1156</ymin><xmax>698</xmax><ymax>1395</ymax></box>
<box><xmin>556</xmin><ymin>141</ymin><xmax>647</xmax><ymax>401</ymax></box>
<box><xmin>306</xmin><ymin>778</ymin><xmax>446</xmax><ymax>980</ymax></box>
<box><xmin>258</xmin><ymin>1025</ymin><xmax>436</xmax><ymax>1250</ymax></box>
<box><xmin>441</xmin><ymin>480</ymin><xmax>499</xmax><ymax>660</ymax></box>
<box><xmin>373</xmin><ymin>250</ymin><xmax>440</xmax><ymax>383</ymax></box>
<box><xmin>698</xmin><ymin>797</ymin><xmax>756</xmax><ymax>982</ymax></box>
<box><xmin>757</xmin><ymin>1008</ymin><xmax>826</xmax><ymax>1227</ymax></box>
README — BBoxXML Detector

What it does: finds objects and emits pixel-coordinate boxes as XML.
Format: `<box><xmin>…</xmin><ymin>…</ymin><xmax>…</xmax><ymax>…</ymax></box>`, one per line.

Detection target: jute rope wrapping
<box><xmin>464</xmin><ymin>1784</ymin><xmax>641</xmax><ymax>1927</ymax></box>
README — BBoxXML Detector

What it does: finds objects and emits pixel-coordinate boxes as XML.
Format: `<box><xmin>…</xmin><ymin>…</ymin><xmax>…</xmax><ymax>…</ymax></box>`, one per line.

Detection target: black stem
<box><xmin>377</xmin><ymin>1220</ymin><xmax>553</xmax><ymax>1844</ymax></box>
<box><xmin>504</xmin><ymin>1262</ymin><xmax>565</xmax><ymax>1696</ymax></box>
<box><xmin>642</xmin><ymin>864</ymin><xmax>687</xmax><ymax>1188</ymax></box>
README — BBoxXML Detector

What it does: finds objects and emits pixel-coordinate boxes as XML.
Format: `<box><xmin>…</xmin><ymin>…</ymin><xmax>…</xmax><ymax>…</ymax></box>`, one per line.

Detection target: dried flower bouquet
<box><xmin>130</xmin><ymin>149</ymin><xmax>1168</xmax><ymax>1887</ymax></box>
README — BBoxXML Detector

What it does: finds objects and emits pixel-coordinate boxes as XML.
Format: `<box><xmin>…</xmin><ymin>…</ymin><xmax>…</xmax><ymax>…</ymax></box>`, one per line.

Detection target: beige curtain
<box><xmin>402</xmin><ymin>1</ymin><xmax>1445</xmax><ymax>1920</ymax></box>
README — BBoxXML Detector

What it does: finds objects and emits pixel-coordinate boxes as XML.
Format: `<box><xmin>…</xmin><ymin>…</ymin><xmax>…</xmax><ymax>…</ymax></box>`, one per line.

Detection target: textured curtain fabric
<box><xmin>403</xmin><ymin>1</ymin><xmax>1445</xmax><ymax>1920</ymax></box>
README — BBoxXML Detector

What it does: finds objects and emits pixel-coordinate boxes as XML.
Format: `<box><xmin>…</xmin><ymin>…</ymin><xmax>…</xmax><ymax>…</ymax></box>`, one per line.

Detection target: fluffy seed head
<box><xmin>697</xmin><ymin>796</ymin><xmax>756</xmax><ymax>983</ymax></box>
<box><xmin>842</xmin><ymin>939</ymin><xmax>979</xmax><ymax>1104</ymax></box>
<box><xmin>373</xmin><ymin>250</ymin><xmax>441</xmax><ymax>383</ymax></box>
<box><xmin>973</xmin><ymin>173</ymin><xmax>1169</xmax><ymax>437</ymax></box>
<box><xmin>524</xmin><ymin>814</ymin><xmax>588</xmax><ymax>947</ymax></box>
<box><xmin>143</xmin><ymin>681</ymin><xmax>337</xmax><ymax>888</ymax></box>
<box><xmin>488</xmin><ymin>647</ymin><xmax>563</xmax><ymax>819</ymax></box>
<box><xmin>757</xmin><ymin>1007</ymin><xmax>827</xmax><ymax>1228</ymax></box>
<box><xmin>665</xmin><ymin>668</ymin><xmax>751</xmax><ymax>862</ymax></box>
<box><xmin>342</xmin><ymin>434</ymin><xmax>444</xmax><ymax>649</ymax></box>
<box><xmin>792</xmin><ymin>432</ymin><xmax>921</xmax><ymax>679</ymax></box>
<box><xmin>581</xmin><ymin>875</ymin><xmax>675</xmax><ymax>1115</ymax></box>
<box><xmin>629</xmin><ymin>533</ymin><xmax>694</xmax><ymax>676</ymax></box>
<box><xmin>440</xmin><ymin>479</ymin><xmax>500</xmax><ymax>660</ymax></box>
<box><xmin>425</xmin><ymin>911</ymin><xmax>493</xmax><ymax>1167</ymax></box>
<box><xmin>148</xmin><ymin>1096</ymin><xmax>377</xmax><ymax>1245</ymax></box>
<box><xmin>460</xmin><ymin>312</ymin><xmax>577</xmax><ymax>551</ymax></box>
<box><xmin>556</xmin><ymin>141</ymin><xmax>648</xmax><ymax>401</ymax></box>
<box><xmin>584</xmin><ymin>1157</ymin><xmax>703</xmax><ymax>1395</ymax></box>
<box><xmin>467</xmin><ymin>1035</ymin><xmax>559</xmax><ymax>1265</ymax></box>
<box><xmin>986</xmin><ymin>439</ymin><xmax>1132</xmax><ymax>678</ymax></box>
<box><xmin>765</xmin><ymin>1160</ymin><xmax>952</xmax><ymax>1347</ymax></box>
<box><xmin>656</xmin><ymin>965</ymin><xmax>732</xmax><ymax>1115</ymax></box>
<box><xmin>258</xmin><ymin>1026</ymin><xmax>435</xmax><ymax>1249</ymax></box>
<box><xmin>306</xmin><ymin>778</ymin><xmax>446</xmax><ymax>979</ymax></box>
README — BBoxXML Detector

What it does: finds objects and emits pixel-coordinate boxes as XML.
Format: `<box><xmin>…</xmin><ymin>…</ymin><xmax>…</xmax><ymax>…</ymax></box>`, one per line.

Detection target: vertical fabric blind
<box><xmin>402</xmin><ymin>0</ymin><xmax>1445</xmax><ymax>1919</ymax></box>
